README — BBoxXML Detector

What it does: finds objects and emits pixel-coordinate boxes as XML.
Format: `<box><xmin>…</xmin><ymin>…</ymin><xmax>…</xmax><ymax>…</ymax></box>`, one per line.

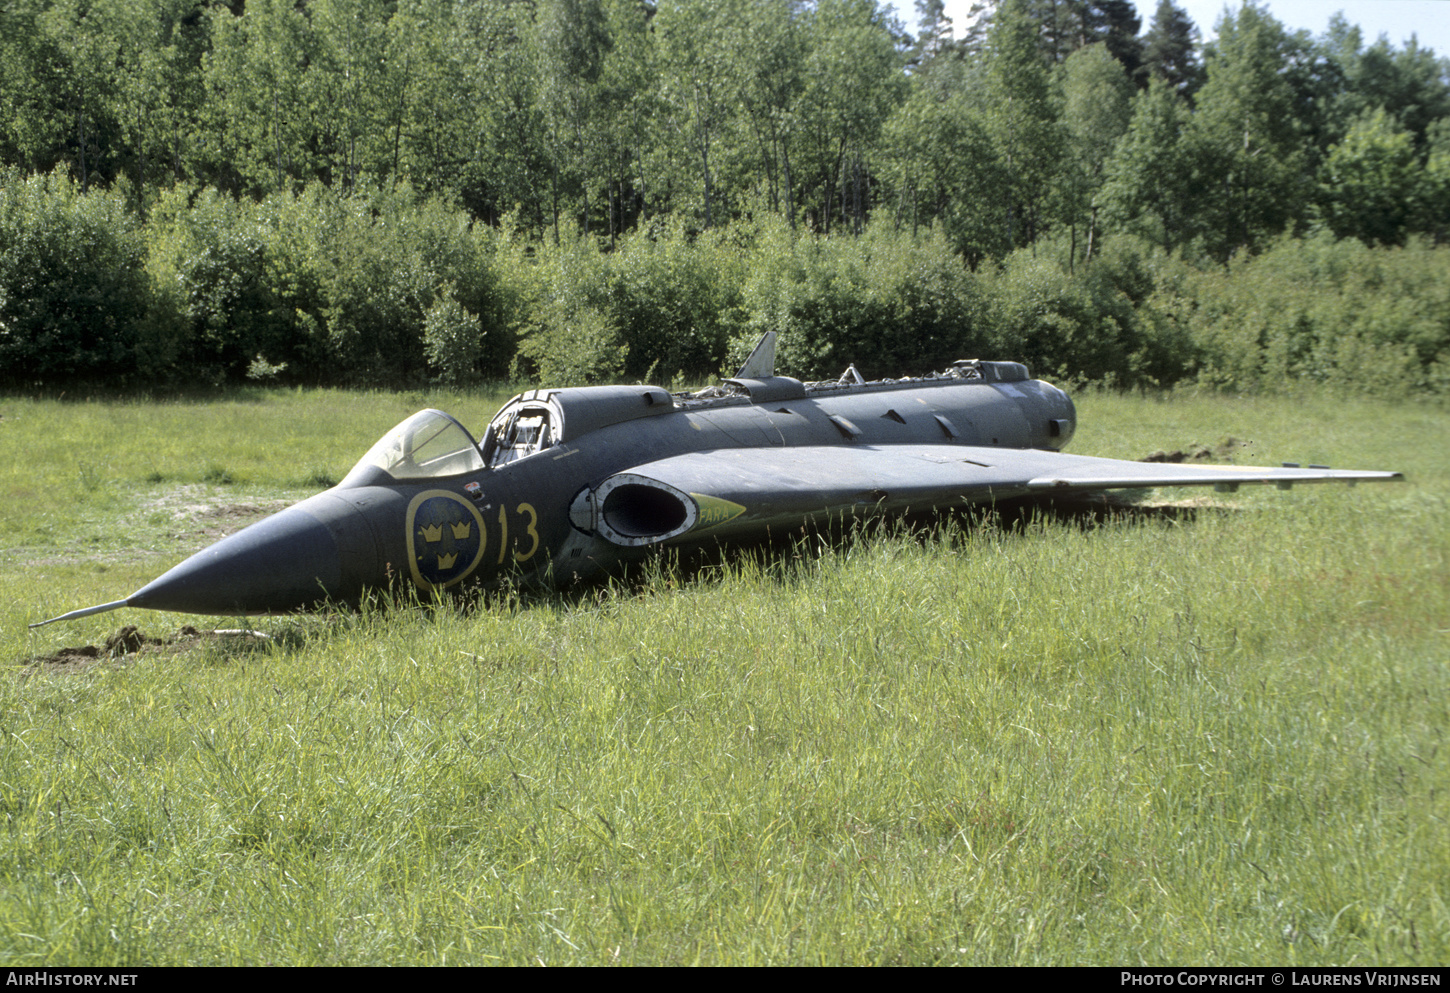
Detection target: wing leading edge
<box><xmin>598</xmin><ymin>444</ymin><xmax>1402</xmax><ymax>544</ymax></box>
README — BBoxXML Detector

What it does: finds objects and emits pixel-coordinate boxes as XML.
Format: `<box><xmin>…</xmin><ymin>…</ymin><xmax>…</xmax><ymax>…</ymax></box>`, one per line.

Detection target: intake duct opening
<box><xmin>585</xmin><ymin>473</ymin><xmax>700</xmax><ymax>547</ymax></box>
<box><xmin>602</xmin><ymin>484</ymin><xmax>690</xmax><ymax>538</ymax></box>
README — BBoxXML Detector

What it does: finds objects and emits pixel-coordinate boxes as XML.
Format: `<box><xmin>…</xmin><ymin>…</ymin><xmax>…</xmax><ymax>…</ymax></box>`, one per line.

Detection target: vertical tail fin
<box><xmin>734</xmin><ymin>332</ymin><xmax>776</xmax><ymax>379</ymax></box>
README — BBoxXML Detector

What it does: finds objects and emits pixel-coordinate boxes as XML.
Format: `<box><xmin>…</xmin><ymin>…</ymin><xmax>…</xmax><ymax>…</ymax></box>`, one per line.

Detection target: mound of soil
<box><xmin>1141</xmin><ymin>436</ymin><xmax>1252</xmax><ymax>463</ymax></box>
<box><xmin>19</xmin><ymin>624</ymin><xmax>268</xmax><ymax>673</ymax></box>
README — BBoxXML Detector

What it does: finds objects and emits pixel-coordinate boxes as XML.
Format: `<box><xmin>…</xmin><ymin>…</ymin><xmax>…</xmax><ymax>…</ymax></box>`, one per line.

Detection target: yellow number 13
<box><xmin>494</xmin><ymin>502</ymin><xmax>541</xmax><ymax>565</ymax></box>
<box><xmin>513</xmin><ymin>502</ymin><xmax>539</xmax><ymax>562</ymax></box>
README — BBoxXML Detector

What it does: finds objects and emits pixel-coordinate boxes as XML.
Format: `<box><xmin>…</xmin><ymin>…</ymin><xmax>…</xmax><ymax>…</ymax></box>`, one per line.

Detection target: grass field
<box><xmin>1</xmin><ymin>385</ymin><xmax>1447</xmax><ymax>965</ymax></box>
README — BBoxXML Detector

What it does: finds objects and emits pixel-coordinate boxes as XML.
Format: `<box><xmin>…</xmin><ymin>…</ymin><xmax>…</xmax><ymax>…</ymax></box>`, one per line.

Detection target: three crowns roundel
<box><xmin>406</xmin><ymin>490</ymin><xmax>487</xmax><ymax>592</ymax></box>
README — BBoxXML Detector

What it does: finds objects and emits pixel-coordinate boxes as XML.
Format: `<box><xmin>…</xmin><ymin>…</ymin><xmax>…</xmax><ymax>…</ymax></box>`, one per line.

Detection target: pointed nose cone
<box><xmin>129</xmin><ymin>490</ymin><xmax>389</xmax><ymax>615</ymax></box>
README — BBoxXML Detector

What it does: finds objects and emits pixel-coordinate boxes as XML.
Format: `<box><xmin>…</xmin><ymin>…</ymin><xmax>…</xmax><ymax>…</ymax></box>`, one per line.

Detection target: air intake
<box><xmin>603</xmin><ymin>484</ymin><xmax>689</xmax><ymax>538</ymax></box>
<box><xmin>572</xmin><ymin>473</ymin><xmax>699</xmax><ymax>547</ymax></box>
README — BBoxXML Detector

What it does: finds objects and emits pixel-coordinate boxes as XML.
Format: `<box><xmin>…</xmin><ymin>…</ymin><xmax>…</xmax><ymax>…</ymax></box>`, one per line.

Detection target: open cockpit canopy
<box><xmin>483</xmin><ymin>398</ymin><xmax>559</xmax><ymax>467</ymax></box>
<box><xmin>482</xmin><ymin>386</ymin><xmax>677</xmax><ymax>468</ymax></box>
<box><xmin>341</xmin><ymin>409</ymin><xmax>484</xmax><ymax>485</ymax></box>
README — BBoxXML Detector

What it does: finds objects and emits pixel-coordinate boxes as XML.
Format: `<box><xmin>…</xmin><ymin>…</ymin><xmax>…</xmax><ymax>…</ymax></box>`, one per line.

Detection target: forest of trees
<box><xmin>2</xmin><ymin>0</ymin><xmax>1448</xmax><ymax>392</ymax></box>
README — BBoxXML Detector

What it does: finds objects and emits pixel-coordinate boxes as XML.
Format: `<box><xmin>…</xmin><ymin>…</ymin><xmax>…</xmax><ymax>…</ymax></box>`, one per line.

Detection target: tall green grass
<box><xmin>1</xmin><ymin>387</ymin><xmax>1446</xmax><ymax>964</ymax></box>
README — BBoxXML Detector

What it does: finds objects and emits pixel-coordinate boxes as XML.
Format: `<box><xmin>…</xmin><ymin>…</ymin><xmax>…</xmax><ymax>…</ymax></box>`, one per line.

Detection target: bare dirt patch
<box><xmin>12</xmin><ymin>487</ymin><xmax>298</xmax><ymax>569</ymax></box>
<box><xmin>189</xmin><ymin>502</ymin><xmax>292</xmax><ymax>541</ymax></box>
<box><xmin>144</xmin><ymin>485</ymin><xmax>292</xmax><ymax>542</ymax></box>
<box><xmin>19</xmin><ymin>624</ymin><xmax>271</xmax><ymax>674</ymax></box>
<box><xmin>1141</xmin><ymin>436</ymin><xmax>1253</xmax><ymax>464</ymax></box>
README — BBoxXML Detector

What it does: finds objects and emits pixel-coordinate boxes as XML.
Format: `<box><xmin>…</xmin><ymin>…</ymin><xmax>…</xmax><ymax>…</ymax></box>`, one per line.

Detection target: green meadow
<box><xmin>1</xmin><ymin>387</ymin><xmax>1446</xmax><ymax>965</ymax></box>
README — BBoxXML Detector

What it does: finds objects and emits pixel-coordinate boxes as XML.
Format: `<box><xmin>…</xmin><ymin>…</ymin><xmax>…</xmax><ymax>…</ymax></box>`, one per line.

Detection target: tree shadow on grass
<box><xmin>498</xmin><ymin>489</ymin><xmax>1242</xmax><ymax>608</ymax></box>
<box><xmin>14</xmin><ymin>492</ymin><xmax>1240</xmax><ymax>666</ymax></box>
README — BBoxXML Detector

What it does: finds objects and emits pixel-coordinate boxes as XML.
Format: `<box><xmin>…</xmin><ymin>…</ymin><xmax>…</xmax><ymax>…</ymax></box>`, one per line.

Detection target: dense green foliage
<box><xmin>1</xmin><ymin>0</ymin><xmax>1448</xmax><ymax>391</ymax></box>
<box><xmin>4</xmin><ymin>0</ymin><xmax>1445</xmax><ymax>246</ymax></box>
<box><xmin>0</xmin><ymin>172</ymin><xmax>152</xmax><ymax>381</ymax></box>
<box><xmin>4</xmin><ymin>169</ymin><xmax>1447</xmax><ymax>394</ymax></box>
<box><xmin>2</xmin><ymin>390</ymin><xmax>1445</xmax><ymax>964</ymax></box>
